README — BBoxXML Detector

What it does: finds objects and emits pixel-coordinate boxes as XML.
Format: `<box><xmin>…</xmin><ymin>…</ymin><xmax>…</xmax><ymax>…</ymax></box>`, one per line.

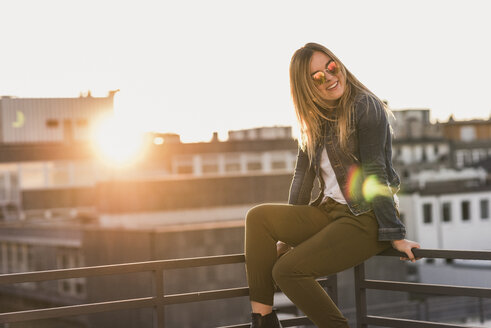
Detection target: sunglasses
<box><xmin>311</xmin><ymin>60</ymin><xmax>339</xmax><ymax>86</ymax></box>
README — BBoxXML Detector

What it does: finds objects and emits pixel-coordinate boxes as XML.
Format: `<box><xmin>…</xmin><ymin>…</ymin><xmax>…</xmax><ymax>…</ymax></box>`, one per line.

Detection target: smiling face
<box><xmin>309</xmin><ymin>51</ymin><xmax>346</xmax><ymax>105</ymax></box>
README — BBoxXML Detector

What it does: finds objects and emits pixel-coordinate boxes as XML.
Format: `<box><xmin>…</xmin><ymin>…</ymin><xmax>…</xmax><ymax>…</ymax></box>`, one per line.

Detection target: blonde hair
<box><xmin>289</xmin><ymin>42</ymin><xmax>389</xmax><ymax>162</ymax></box>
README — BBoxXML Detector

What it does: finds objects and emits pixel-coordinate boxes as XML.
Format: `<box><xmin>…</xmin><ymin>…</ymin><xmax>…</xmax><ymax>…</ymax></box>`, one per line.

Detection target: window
<box><xmin>177</xmin><ymin>165</ymin><xmax>193</xmax><ymax>174</ymax></box>
<box><xmin>8</xmin><ymin>243</ymin><xmax>16</xmax><ymax>273</ymax></box>
<box><xmin>423</xmin><ymin>203</ymin><xmax>432</xmax><ymax>223</ymax></box>
<box><xmin>76</xmin><ymin>118</ymin><xmax>88</xmax><ymax>127</ymax></box>
<box><xmin>472</xmin><ymin>150</ymin><xmax>481</xmax><ymax>163</ymax></box>
<box><xmin>246</xmin><ymin>153</ymin><xmax>262</xmax><ymax>172</ymax></box>
<box><xmin>202</xmin><ymin>164</ymin><xmax>219</xmax><ymax>174</ymax></box>
<box><xmin>0</xmin><ymin>174</ymin><xmax>7</xmax><ymax>202</ymax></box>
<box><xmin>270</xmin><ymin>152</ymin><xmax>289</xmax><ymax>171</ymax></box>
<box><xmin>174</xmin><ymin>155</ymin><xmax>194</xmax><ymax>175</ymax></box>
<box><xmin>442</xmin><ymin>202</ymin><xmax>451</xmax><ymax>222</ymax></box>
<box><xmin>46</xmin><ymin>119</ymin><xmax>59</xmax><ymax>128</ymax></box>
<box><xmin>62</xmin><ymin>281</ymin><xmax>71</xmax><ymax>292</ymax></box>
<box><xmin>225</xmin><ymin>163</ymin><xmax>241</xmax><ymax>172</ymax></box>
<box><xmin>224</xmin><ymin>154</ymin><xmax>241</xmax><ymax>173</ymax></box>
<box><xmin>72</xmin><ymin>161</ymin><xmax>96</xmax><ymax>185</ymax></box>
<box><xmin>0</xmin><ymin>243</ymin><xmax>35</xmax><ymax>289</ymax></box>
<box><xmin>1</xmin><ymin>243</ymin><xmax>28</xmax><ymax>273</ymax></box>
<box><xmin>455</xmin><ymin>152</ymin><xmax>464</xmax><ymax>168</ymax></box>
<box><xmin>0</xmin><ymin>242</ymin><xmax>6</xmax><ymax>273</ymax></box>
<box><xmin>20</xmin><ymin>162</ymin><xmax>45</xmax><ymax>189</ymax></box>
<box><xmin>57</xmin><ymin>248</ymin><xmax>86</xmax><ymax>297</ymax></box>
<box><xmin>246</xmin><ymin>129</ymin><xmax>258</xmax><ymax>139</ymax></box>
<box><xmin>46</xmin><ymin>162</ymin><xmax>70</xmax><ymax>186</ymax></box>
<box><xmin>461</xmin><ymin>201</ymin><xmax>471</xmax><ymax>221</ymax></box>
<box><xmin>463</xmin><ymin>151</ymin><xmax>473</xmax><ymax>166</ymax></box>
<box><xmin>75</xmin><ymin>282</ymin><xmax>85</xmax><ymax>294</ymax></box>
<box><xmin>247</xmin><ymin>162</ymin><xmax>262</xmax><ymax>171</ymax></box>
<box><xmin>272</xmin><ymin>161</ymin><xmax>286</xmax><ymax>170</ymax></box>
<box><xmin>460</xmin><ymin>126</ymin><xmax>476</xmax><ymax>141</ymax></box>
<box><xmin>202</xmin><ymin>155</ymin><xmax>219</xmax><ymax>174</ymax></box>
<box><xmin>480</xmin><ymin>199</ymin><xmax>489</xmax><ymax>219</ymax></box>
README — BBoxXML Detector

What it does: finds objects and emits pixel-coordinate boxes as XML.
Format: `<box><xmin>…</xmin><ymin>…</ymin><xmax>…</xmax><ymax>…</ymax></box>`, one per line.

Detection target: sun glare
<box><xmin>153</xmin><ymin>137</ymin><xmax>164</xmax><ymax>145</ymax></box>
<box><xmin>90</xmin><ymin>115</ymin><xmax>147</xmax><ymax>168</ymax></box>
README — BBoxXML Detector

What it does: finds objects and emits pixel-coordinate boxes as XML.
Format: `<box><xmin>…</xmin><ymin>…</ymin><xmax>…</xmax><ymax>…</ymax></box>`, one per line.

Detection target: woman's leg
<box><xmin>245</xmin><ymin>203</ymin><xmax>336</xmax><ymax>310</ymax></box>
<box><xmin>272</xmin><ymin>202</ymin><xmax>391</xmax><ymax>328</ymax></box>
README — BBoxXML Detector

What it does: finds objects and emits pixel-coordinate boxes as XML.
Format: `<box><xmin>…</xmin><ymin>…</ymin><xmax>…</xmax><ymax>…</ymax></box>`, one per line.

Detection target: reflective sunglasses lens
<box><xmin>327</xmin><ymin>60</ymin><xmax>337</xmax><ymax>74</ymax></box>
<box><xmin>312</xmin><ymin>72</ymin><xmax>326</xmax><ymax>85</ymax></box>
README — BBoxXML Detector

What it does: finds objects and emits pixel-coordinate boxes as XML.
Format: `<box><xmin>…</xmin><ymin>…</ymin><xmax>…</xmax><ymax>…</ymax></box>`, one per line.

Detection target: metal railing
<box><xmin>0</xmin><ymin>248</ymin><xmax>490</xmax><ymax>327</ymax></box>
<box><xmin>355</xmin><ymin>248</ymin><xmax>491</xmax><ymax>328</ymax></box>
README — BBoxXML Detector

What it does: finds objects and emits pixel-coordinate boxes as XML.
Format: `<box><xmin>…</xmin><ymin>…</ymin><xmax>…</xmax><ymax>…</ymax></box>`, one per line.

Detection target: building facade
<box><xmin>0</xmin><ymin>92</ymin><xmax>116</xmax><ymax>144</ymax></box>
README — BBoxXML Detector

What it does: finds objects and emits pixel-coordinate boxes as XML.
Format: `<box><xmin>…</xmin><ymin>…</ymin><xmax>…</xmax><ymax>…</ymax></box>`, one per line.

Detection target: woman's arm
<box><xmin>288</xmin><ymin>147</ymin><xmax>316</xmax><ymax>205</ymax></box>
<box><xmin>356</xmin><ymin>95</ymin><xmax>406</xmax><ymax>241</ymax></box>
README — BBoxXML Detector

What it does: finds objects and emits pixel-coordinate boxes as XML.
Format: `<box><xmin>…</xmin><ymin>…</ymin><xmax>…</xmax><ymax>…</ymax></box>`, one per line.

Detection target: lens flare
<box><xmin>344</xmin><ymin>165</ymin><xmax>393</xmax><ymax>202</ymax></box>
<box><xmin>345</xmin><ymin>165</ymin><xmax>362</xmax><ymax>201</ymax></box>
<box><xmin>362</xmin><ymin>175</ymin><xmax>392</xmax><ymax>202</ymax></box>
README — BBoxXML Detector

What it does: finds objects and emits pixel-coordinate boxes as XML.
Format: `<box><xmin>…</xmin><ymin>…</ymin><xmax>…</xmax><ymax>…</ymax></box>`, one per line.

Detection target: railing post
<box><xmin>478</xmin><ymin>297</ymin><xmax>484</xmax><ymax>324</ymax></box>
<box><xmin>354</xmin><ymin>262</ymin><xmax>367</xmax><ymax>328</ymax></box>
<box><xmin>153</xmin><ymin>268</ymin><xmax>165</xmax><ymax>328</ymax></box>
<box><xmin>327</xmin><ymin>274</ymin><xmax>338</xmax><ymax>305</ymax></box>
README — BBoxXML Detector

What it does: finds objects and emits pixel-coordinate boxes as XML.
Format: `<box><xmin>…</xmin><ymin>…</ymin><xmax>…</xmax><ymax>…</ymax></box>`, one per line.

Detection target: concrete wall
<box><xmin>96</xmin><ymin>174</ymin><xmax>293</xmax><ymax>214</ymax></box>
<box><xmin>82</xmin><ymin>225</ymin><xmax>249</xmax><ymax>328</ymax></box>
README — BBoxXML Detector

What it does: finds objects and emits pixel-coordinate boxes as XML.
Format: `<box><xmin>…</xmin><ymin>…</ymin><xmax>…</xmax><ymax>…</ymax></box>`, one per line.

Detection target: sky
<box><xmin>0</xmin><ymin>0</ymin><xmax>490</xmax><ymax>142</ymax></box>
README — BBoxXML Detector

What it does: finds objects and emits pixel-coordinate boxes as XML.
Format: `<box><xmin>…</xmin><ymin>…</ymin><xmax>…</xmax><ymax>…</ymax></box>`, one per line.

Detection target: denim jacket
<box><xmin>288</xmin><ymin>94</ymin><xmax>406</xmax><ymax>241</ymax></box>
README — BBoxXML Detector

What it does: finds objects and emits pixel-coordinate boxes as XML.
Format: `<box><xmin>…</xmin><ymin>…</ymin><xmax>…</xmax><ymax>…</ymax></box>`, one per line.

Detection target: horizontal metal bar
<box><xmin>379</xmin><ymin>248</ymin><xmax>491</xmax><ymax>261</ymax></box>
<box><xmin>0</xmin><ymin>297</ymin><xmax>155</xmax><ymax>324</ymax></box>
<box><xmin>0</xmin><ymin>286</ymin><xmax>252</xmax><ymax>323</ymax></box>
<box><xmin>0</xmin><ymin>263</ymin><xmax>159</xmax><ymax>284</ymax></box>
<box><xmin>365</xmin><ymin>315</ymin><xmax>485</xmax><ymax>328</ymax></box>
<box><xmin>281</xmin><ymin>316</ymin><xmax>314</xmax><ymax>327</ymax></box>
<box><xmin>163</xmin><ymin>287</ymin><xmax>249</xmax><ymax>305</ymax></box>
<box><xmin>162</xmin><ymin>254</ymin><xmax>245</xmax><ymax>270</ymax></box>
<box><xmin>317</xmin><ymin>277</ymin><xmax>332</xmax><ymax>287</ymax></box>
<box><xmin>217</xmin><ymin>316</ymin><xmax>312</xmax><ymax>328</ymax></box>
<box><xmin>0</xmin><ymin>254</ymin><xmax>245</xmax><ymax>285</ymax></box>
<box><xmin>217</xmin><ymin>323</ymin><xmax>250</xmax><ymax>328</ymax></box>
<box><xmin>2</xmin><ymin>249</ymin><xmax>490</xmax><ymax>286</ymax></box>
<box><xmin>362</xmin><ymin>279</ymin><xmax>491</xmax><ymax>298</ymax></box>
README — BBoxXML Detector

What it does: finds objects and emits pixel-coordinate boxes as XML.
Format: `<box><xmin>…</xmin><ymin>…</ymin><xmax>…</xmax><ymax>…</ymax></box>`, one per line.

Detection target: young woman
<box><xmin>245</xmin><ymin>42</ymin><xmax>420</xmax><ymax>328</ymax></box>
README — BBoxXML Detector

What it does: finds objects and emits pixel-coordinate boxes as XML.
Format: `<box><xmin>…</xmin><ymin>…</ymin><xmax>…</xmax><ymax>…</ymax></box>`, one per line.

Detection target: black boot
<box><xmin>250</xmin><ymin>310</ymin><xmax>283</xmax><ymax>328</ymax></box>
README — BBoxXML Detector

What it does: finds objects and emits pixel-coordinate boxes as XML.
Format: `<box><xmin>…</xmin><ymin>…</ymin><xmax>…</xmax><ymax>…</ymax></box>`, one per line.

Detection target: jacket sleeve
<box><xmin>356</xmin><ymin>96</ymin><xmax>406</xmax><ymax>241</ymax></box>
<box><xmin>288</xmin><ymin>147</ymin><xmax>316</xmax><ymax>205</ymax></box>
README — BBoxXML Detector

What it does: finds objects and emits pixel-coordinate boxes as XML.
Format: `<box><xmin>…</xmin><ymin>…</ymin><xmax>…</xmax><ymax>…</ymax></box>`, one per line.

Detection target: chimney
<box><xmin>211</xmin><ymin>132</ymin><xmax>219</xmax><ymax>143</ymax></box>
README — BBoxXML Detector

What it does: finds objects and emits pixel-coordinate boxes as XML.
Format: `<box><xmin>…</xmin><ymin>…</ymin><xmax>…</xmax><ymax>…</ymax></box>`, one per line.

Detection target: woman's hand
<box><xmin>277</xmin><ymin>241</ymin><xmax>292</xmax><ymax>258</ymax></box>
<box><xmin>391</xmin><ymin>239</ymin><xmax>421</xmax><ymax>263</ymax></box>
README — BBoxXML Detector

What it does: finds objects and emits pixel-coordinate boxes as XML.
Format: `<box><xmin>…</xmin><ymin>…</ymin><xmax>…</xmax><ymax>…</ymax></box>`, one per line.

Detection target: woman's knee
<box><xmin>272</xmin><ymin>256</ymin><xmax>294</xmax><ymax>287</ymax></box>
<box><xmin>245</xmin><ymin>204</ymin><xmax>273</xmax><ymax>228</ymax></box>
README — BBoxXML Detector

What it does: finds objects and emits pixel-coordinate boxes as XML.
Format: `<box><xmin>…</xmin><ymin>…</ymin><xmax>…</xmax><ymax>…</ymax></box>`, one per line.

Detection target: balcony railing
<box><xmin>0</xmin><ymin>248</ymin><xmax>490</xmax><ymax>327</ymax></box>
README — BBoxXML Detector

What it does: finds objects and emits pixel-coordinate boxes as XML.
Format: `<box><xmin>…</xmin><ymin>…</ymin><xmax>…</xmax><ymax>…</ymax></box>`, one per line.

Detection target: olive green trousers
<box><xmin>245</xmin><ymin>198</ymin><xmax>391</xmax><ymax>328</ymax></box>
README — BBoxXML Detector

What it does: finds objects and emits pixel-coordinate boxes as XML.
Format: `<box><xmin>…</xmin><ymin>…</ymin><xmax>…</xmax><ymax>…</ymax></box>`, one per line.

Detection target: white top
<box><xmin>320</xmin><ymin>147</ymin><xmax>347</xmax><ymax>204</ymax></box>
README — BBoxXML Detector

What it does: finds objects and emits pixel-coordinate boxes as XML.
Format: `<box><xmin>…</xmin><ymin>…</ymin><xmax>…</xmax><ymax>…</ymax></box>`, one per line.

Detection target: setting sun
<box><xmin>90</xmin><ymin>114</ymin><xmax>147</xmax><ymax>168</ymax></box>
